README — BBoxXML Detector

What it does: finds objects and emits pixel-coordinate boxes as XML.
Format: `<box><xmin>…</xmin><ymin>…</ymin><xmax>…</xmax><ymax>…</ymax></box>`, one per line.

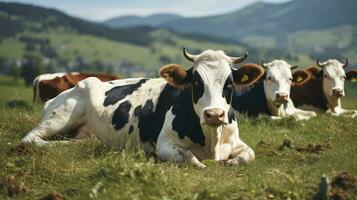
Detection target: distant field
<box><xmin>0</xmin><ymin>77</ymin><xmax>356</xmax><ymax>199</ymax></box>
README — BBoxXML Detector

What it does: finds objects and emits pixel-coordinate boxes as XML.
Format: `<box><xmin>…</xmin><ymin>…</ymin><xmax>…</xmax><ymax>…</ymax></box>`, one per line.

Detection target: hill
<box><xmin>160</xmin><ymin>0</ymin><xmax>357</xmax><ymax>66</ymax></box>
<box><xmin>0</xmin><ymin>2</ymin><xmax>252</xmax><ymax>77</ymax></box>
<box><xmin>104</xmin><ymin>14</ymin><xmax>182</xmax><ymax>28</ymax></box>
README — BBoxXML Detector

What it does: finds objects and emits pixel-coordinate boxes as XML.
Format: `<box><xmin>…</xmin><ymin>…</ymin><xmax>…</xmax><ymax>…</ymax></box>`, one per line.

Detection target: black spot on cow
<box><xmin>192</xmin><ymin>71</ymin><xmax>204</xmax><ymax>104</ymax></box>
<box><xmin>223</xmin><ymin>74</ymin><xmax>233</xmax><ymax>104</ymax></box>
<box><xmin>232</xmin><ymin>81</ymin><xmax>270</xmax><ymax>116</ymax></box>
<box><xmin>112</xmin><ymin>101</ymin><xmax>131</xmax><ymax>130</ymax></box>
<box><xmin>134</xmin><ymin>105</ymin><xmax>142</xmax><ymax>117</ymax></box>
<box><xmin>172</xmin><ymin>88</ymin><xmax>205</xmax><ymax>146</ymax></box>
<box><xmin>103</xmin><ymin>79</ymin><xmax>148</xmax><ymax>106</ymax></box>
<box><xmin>128</xmin><ymin>125</ymin><xmax>134</xmax><ymax>134</ymax></box>
<box><xmin>136</xmin><ymin>84</ymin><xmax>181</xmax><ymax>143</ymax></box>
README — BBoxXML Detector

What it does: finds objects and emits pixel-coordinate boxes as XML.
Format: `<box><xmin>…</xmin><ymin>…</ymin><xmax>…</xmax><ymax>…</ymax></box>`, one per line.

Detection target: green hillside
<box><xmin>160</xmin><ymin>0</ymin><xmax>357</xmax><ymax>66</ymax></box>
<box><xmin>0</xmin><ymin>2</ymin><xmax>249</xmax><ymax>77</ymax></box>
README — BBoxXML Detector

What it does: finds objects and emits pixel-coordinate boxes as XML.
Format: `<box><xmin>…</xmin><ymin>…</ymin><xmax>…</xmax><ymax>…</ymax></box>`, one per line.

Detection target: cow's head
<box><xmin>317</xmin><ymin>58</ymin><xmax>348</xmax><ymax>99</ymax></box>
<box><xmin>160</xmin><ymin>47</ymin><xmax>264</xmax><ymax>127</ymax></box>
<box><xmin>261</xmin><ymin>60</ymin><xmax>299</xmax><ymax>105</ymax></box>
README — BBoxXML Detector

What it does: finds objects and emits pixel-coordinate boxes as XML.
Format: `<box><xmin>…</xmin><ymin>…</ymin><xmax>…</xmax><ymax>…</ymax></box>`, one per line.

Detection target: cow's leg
<box><xmin>339</xmin><ymin>108</ymin><xmax>357</xmax><ymax>118</ymax></box>
<box><xmin>157</xmin><ymin>143</ymin><xmax>207</xmax><ymax>168</ymax></box>
<box><xmin>22</xmin><ymin>88</ymin><xmax>88</xmax><ymax>146</ymax></box>
<box><xmin>225</xmin><ymin>139</ymin><xmax>255</xmax><ymax>165</ymax></box>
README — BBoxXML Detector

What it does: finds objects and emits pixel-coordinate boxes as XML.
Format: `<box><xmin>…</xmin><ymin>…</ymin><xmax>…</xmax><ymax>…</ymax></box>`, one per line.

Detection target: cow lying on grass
<box><xmin>232</xmin><ymin>60</ymin><xmax>316</xmax><ymax>120</ymax></box>
<box><xmin>33</xmin><ymin>72</ymin><xmax>118</xmax><ymax>103</ymax></box>
<box><xmin>291</xmin><ymin>58</ymin><xmax>357</xmax><ymax>117</ymax></box>
<box><xmin>22</xmin><ymin>48</ymin><xmax>264</xmax><ymax>168</ymax></box>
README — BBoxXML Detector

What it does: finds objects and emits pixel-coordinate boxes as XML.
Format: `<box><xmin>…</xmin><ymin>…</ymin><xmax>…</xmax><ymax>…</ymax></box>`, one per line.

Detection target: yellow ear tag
<box><xmin>241</xmin><ymin>74</ymin><xmax>249</xmax><ymax>83</ymax></box>
<box><xmin>297</xmin><ymin>76</ymin><xmax>303</xmax><ymax>82</ymax></box>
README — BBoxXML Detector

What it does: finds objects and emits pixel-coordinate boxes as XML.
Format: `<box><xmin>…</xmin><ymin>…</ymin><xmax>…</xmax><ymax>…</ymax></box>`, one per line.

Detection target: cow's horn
<box><xmin>342</xmin><ymin>57</ymin><xmax>348</xmax><ymax>68</ymax></box>
<box><xmin>183</xmin><ymin>46</ymin><xmax>196</xmax><ymax>62</ymax></box>
<box><xmin>316</xmin><ymin>58</ymin><xmax>324</xmax><ymax>68</ymax></box>
<box><xmin>261</xmin><ymin>60</ymin><xmax>268</xmax><ymax>68</ymax></box>
<box><xmin>231</xmin><ymin>52</ymin><xmax>248</xmax><ymax>64</ymax></box>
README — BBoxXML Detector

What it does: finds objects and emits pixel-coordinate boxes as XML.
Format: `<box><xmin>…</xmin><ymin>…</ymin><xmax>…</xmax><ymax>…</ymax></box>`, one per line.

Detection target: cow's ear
<box><xmin>346</xmin><ymin>70</ymin><xmax>357</xmax><ymax>82</ymax></box>
<box><xmin>307</xmin><ymin>67</ymin><xmax>322</xmax><ymax>78</ymax></box>
<box><xmin>159</xmin><ymin>64</ymin><xmax>193</xmax><ymax>88</ymax></box>
<box><xmin>233</xmin><ymin>63</ymin><xmax>264</xmax><ymax>87</ymax></box>
<box><xmin>292</xmin><ymin>70</ymin><xmax>311</xmax><ymax>86</ymax></box>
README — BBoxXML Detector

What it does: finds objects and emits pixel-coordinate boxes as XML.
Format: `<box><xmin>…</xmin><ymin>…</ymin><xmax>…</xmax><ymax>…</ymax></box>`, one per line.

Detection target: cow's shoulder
<box><xmin>171</xmin><ymin>88</ymin><xmax>205</xmax><ymax>146</ymax></box>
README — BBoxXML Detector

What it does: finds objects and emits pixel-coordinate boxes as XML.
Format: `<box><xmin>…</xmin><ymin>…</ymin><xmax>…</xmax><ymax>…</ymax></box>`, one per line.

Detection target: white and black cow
<box><xmin>232</xmin><ymin>60</ymin><xmax>317</xmax><ymax>120</ymax></box>
<box><xmin>291</xmin><ymin>58</ymin><xmax>357</xmax><ymax>117</ymax></box>
<box><xmin>22</xmin><ymin>48</ymin><xmax>264</xmax><ymax>168</ymax></box>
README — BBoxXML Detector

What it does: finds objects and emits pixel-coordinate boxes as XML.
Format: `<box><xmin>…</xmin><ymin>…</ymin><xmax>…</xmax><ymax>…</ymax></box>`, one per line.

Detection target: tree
<box><xmin>21</xmin><ymin>54</ymin><xmax>44</xmax><ymax>85</ymax></box>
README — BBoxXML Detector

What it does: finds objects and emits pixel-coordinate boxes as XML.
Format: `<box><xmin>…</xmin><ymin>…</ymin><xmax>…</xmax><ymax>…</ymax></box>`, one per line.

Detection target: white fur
<box><xmin>320</xmin><ymin>59</ymin><xmax>357</xmax><ymax>117</ymax></box>
<box><xmin>263</xmin><ymin>60</ymin><xmax>316</xmax><ymax>120</ymax></box>
<box><xmin>156</xmin><ymin>50</ymin><xmax>254</xmax><ymax>167</ymax></box>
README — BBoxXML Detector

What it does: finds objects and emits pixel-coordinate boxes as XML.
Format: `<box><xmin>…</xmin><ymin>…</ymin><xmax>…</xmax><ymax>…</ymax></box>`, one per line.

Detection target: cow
<box><xmin>346</xmin><ymin>69</ymin><xmax>357</xmax><ymax>82</ymax></box>
<box><xmin>33</xmin><ymin>72</ymin><xmax>118</xmax><ymax>103</ymax></box>
<box><xmin>231</xmin><ymin>60</ymin><xmax>317</xmax><ymax>120</ymax></box>
<box><xmin>290</xmin><ymin>58</ymin><xmax>357</xmax><ymax>117</ymax></box>
<box><xmin>22</xmin><ymin>48</ymin><xmax>265</xmax><ymax>168</ymax></box>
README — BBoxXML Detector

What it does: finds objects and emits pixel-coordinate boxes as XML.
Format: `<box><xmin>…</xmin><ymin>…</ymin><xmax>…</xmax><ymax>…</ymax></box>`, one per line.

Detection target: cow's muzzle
<box><xmin>203</xmin><ymin>108</ymin><xmax>226</xmax><ymax>127</ymax></box>
<box><xmin>275</xmin><ymin>92</ymin><xmax>289</xmax><ymax>104</ymax></box>
<box><xmin>332</xmin><ymin>88</ymin><xmax>344</xmax><ymax>98</ymax></box>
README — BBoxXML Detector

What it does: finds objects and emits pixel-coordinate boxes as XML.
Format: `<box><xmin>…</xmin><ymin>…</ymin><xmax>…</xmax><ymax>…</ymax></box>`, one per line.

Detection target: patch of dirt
<box><xmin>314</xmin><ymin>172</ymin><xmax>356</xmax><ymax>200</ymax></box>
<box><xmin>0</xmin><ymin>175</ymin><xmax>28</xmax><ymax>197</ymax></box>
<box><xmin>296</xmin><ymin>143</ymin><xmax>331</xmax><ymax>154</ymax></box>
<box><xmin>332</xmin><ymin>171</ymin><xmax>357</xmax><ymax>190</ymax></box>
<box><xmin>278</xmin><ymin>139</ymin><xmax>294</xmax><ymax>150</ymax></box>
<box><xmin>8</xmin><ymin>144</ymin><xmax>33</xmax><ymax>156</ymax></box>
<box><xmin>40</xmin><ymin>192</ymin><xmax>66</xmax><ymax>200</ymax></box>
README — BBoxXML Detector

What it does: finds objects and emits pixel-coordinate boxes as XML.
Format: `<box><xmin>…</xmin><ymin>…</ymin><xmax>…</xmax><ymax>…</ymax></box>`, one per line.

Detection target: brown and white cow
<box><xmin>33</xmin><ymin>72</ymin><xmax>118</xmax><ymax>103</ymax></box>
<box><xmin>291</xmin><ymin>58</ymin><xmax>357</xmax><ymax>117</ymax></box>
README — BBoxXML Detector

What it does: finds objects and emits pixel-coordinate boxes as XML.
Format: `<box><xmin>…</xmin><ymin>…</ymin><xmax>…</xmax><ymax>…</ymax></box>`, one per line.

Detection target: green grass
<box><xmin>0</xmin><ymin>77</ymin><xmax>356</xmax><ymax>199</ymax></box>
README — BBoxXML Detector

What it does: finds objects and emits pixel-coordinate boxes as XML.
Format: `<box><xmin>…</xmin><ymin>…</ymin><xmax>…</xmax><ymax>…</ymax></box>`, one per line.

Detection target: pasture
<box><xmin>0</xmin><ymin>76</ymin><xmax>356</xmax><ymax>200</ymax></box>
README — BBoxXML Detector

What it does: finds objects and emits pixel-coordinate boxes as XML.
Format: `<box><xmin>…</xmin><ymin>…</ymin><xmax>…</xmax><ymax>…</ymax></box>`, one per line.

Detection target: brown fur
<box><xmin>234</xmin><ymin>63</ymin><xmax>265</xmax><ymax>87</ymax></box>
<box><xmin>290</xmin><ymin>67</ymin><xmax>327</xmax><ymax>110</ymax></box>
<box><xmin>346</xmin><ymin>70</ymin><xmax>357</xmax><ymax>81</ymax></box>
<box><xmin>37</xmin><ymin>73</ymin><xmax>118</xmax><ymax>102</ymax></box>
<box><xmin>292</xmin><ymin>70</ymin><xmax>311</xmax><ymax>86</ymax></box>
<box><xmin>159</xmin><ymin>64</ymin><xmax>192</xmax><ymax>88</ymax></box>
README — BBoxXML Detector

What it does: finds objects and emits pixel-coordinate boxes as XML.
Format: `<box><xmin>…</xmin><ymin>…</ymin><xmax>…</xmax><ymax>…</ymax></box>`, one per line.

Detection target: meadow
<box><xmin>0</xmin><ymin>76</ymin><xmax>356</xmax><ymax>200</ymax></box>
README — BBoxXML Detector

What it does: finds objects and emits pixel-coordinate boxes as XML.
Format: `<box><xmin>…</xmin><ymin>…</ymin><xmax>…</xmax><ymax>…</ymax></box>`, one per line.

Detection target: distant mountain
<box><xmin>104</xmin><ymin>14</ymin><xmax>182</xmax><ymax>28</ymax></box>
<box><xmin>0</xmin><ymin>2</ymin><xmax>251</xmax><ymax>75</ymax></box>
<box><xmin>162</xmin><ymin>0</ymin><xmax>357</xmax><ymax>40</ymax></box>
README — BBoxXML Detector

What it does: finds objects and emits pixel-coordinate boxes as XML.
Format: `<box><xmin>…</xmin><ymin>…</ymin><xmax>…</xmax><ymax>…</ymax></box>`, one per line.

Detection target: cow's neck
<box><xmin>232</xmin><ymin>81</ymin><xmax>270</xmax><ymax>115</ymax></box>
<box><xmin>325</xmin><ymin>94</ymin><xmax>342</xmax><ymax>112</ymax></box>
<box><xmin>201</xmin><ymin>125</ymin><xmax>225</xmax><ymax>160</ymax></box>
<box><xmin>266</xmin><ymin>100</ymin><xmax>285</xmax><ymax>117</ymax></box>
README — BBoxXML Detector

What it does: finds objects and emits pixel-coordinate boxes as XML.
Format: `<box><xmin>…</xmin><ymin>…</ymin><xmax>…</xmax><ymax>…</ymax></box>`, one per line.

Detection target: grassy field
<box><xmin>0</xmin><ymin>76</ymin><xmax>356</xmax><ymax>200</ymax></box>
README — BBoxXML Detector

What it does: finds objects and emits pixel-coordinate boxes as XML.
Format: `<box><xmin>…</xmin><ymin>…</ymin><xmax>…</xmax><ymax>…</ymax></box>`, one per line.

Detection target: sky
<box><xmin>2</xmin><ymin>0</ymin><xmax>291</xmax><ymax>22</ymax></box>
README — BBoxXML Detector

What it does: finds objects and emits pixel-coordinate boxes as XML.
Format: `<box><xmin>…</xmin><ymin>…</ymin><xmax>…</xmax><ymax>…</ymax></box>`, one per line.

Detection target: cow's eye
<box><xmin>324</xmin><ymin>74</ymin><xmax>328</xmax><ymax>78</ymax></box>
<box><xmin>288</xmin><ymin>77</ymin><xmax>293</xmax><ymax>81</ymax></box>
<box><xmin>267</xmin><ymin>76</ymin><xmax>272</xmax><ymax>80</ymax></box>
<box><xmin>342</xmin><ymin>75</ymin><xmax>346</xmax><ymax>80</ymax></box>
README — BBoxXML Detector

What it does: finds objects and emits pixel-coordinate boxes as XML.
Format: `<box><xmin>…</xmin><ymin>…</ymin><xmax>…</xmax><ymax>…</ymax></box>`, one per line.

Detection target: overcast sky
<box><xmin>2</xmin><ymin>0</ymin><xmax>291</xmax><ymax>21</ymax></box>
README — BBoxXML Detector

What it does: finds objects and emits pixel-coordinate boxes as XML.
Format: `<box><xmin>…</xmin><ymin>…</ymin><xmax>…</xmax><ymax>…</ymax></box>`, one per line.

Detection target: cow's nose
<box><xmin>204</xmin><ymin>108</ymin><xmax>225</xmax><ymax>127</ymax></box>
<box><xmin>332</xmin><ymin>88</ymin><xmax>344</xmax><ymax>97</ymax></box>
<box><xmin>275</xmin><ymin>92</ymin><xmax>289</xmax><ymax>103</ymax></box>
